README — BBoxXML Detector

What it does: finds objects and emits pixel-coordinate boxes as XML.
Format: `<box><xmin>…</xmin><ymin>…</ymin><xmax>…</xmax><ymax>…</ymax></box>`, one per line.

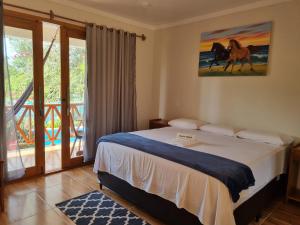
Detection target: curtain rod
<box><xmin>3</xmin><ymin>3</ymin><xmax>146</xmax><ymax>41</ymax></box>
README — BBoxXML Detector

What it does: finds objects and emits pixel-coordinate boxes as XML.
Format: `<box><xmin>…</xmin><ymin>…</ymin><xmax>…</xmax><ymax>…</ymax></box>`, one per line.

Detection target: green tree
<box><xmin>6</xmin><ymin>35</ymin><xmax>85</xmax><ymax>134</ymax></box>
<box><xmin>7</xmin><ymin>37</ymin><xmax>33</xmax><ymax>101</ymax></box>
<box><xmin>7</xmin><ymin>36</ymin><xmax>86</xmax><ymax>104</ymax></box>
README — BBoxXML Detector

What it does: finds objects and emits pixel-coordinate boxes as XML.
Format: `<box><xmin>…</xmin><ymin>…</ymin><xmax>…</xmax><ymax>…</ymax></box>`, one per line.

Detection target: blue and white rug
<box><xmin>56</xmin><ymin>191</ymin><xmax>150</xmax><ymax>225</ymax></box>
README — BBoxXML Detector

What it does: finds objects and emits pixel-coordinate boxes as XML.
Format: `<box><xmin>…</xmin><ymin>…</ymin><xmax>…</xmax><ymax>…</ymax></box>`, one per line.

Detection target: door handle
<box><xmin>67</xmin><ymin>86</ymin><xmax>70</xmax><ymax>116</ymax></box>
<box><xmin>38</xmin><ymin>86</ymin><xmax>43</xmax><ymax>117</ymax></box>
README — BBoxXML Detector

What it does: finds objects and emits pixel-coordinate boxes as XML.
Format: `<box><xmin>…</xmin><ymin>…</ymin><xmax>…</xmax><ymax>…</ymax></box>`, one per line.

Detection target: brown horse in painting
<box><xmin>224</xmin><ymin>39</ymin><xmax>254</xmax><ymax>73</ymax></box>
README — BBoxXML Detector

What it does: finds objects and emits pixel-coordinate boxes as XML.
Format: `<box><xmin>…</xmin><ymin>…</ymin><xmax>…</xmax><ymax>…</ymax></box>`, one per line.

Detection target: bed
<box><xmin>93</xmin><ymin>127</ymin><xmax>289</xmax><ymax>225</ymax></box>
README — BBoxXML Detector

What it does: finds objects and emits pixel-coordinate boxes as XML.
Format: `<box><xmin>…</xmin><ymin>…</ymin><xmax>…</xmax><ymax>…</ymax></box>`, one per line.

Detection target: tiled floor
<box><xmin>0</xmin><ymin>165</ymin><xmax>299</xmax><ymax>225</ymax></box>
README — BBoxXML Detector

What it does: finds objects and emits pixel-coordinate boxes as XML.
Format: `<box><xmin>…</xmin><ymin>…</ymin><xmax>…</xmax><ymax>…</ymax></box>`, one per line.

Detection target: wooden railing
<box><xmin>16</xmin><ymin>103</ymin><xmax>84</xmax><ymax>145</ymax></box>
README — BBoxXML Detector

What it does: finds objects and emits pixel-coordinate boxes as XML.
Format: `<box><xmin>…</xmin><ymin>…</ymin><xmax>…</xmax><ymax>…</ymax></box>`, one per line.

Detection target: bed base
<box><xmin>98</xmin><ymin>172</ymin><xmax>286</xmax><ymax>225</ymax></box>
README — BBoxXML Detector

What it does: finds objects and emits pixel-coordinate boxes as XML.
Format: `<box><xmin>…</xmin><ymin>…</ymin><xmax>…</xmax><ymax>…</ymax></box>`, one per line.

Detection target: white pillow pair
<box><xmin>168</xmin><ymin>118</ymin><xmax>293</xmax><ymax>146</ymax></box>
<box><xmin>200</xmin><ymin>125</ymin><xmax>294</xmax><ymax>146</ymax></box>
<box><xmin>168</xmin><ymin>118</ymin><xmax>236</xmax><ymax>136</ymax></box>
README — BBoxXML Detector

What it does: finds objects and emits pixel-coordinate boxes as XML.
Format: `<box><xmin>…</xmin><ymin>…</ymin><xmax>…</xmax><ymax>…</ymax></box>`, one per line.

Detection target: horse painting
<box><xmin>224</xmin><ymin>39</ymin><xmax>256</xmax><ymax>73</ymax></box>
<box><xmin>199</xmin><ymin>21</ymin><xmax>272</xmax><ymax>76</ymax></box>
<box><xmin>209</xmin><ymin>42</ymin><xmax>230</xmax><ymax>70</ymax></box>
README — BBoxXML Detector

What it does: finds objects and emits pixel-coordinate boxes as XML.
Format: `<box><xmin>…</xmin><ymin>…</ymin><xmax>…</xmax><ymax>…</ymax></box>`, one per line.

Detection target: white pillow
<box><xmin>236</xmin><ymin>130</ymin><xmax>294</xmax><ymax>146</ymax></box>
<box><xmin>168</xmin><ymin>118</ymin><xmax>204</xmax><ymax>130</ymax></box>
<box><xmin>200</xmin><ymin>124</ymin><xmax>236</xmax><ymax>136</ymax></box>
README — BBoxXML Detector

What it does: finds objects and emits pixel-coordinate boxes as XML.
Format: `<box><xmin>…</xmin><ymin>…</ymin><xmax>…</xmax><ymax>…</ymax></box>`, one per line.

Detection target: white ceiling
<box><xmin>50</xmin><ymin>0</ymin><xmax>290</xmax><ymax>29</ymax></box>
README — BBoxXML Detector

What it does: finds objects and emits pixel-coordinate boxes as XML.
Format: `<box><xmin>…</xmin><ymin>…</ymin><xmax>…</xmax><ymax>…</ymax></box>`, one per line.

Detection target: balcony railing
<box><xmin>16</xmin><ymin>103</ymin><xmax>84</xmax><ymax>146</ymax></box>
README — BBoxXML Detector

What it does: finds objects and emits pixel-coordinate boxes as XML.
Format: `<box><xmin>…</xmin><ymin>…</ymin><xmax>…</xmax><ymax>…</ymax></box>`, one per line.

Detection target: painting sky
<box><xmin>199</xmin><ymin>22</ymin><xmax>272</xmax><ymax>52</ymax></box>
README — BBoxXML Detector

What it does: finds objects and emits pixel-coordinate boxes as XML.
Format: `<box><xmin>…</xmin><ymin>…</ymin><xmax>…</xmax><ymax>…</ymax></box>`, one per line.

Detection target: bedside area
<box><xmin>149</xmin><ymin>119</ymin><xmax>169</xmax><ymax>129</ymax></box>
<box><xmin>286</xmin><ymin>145</ymin><xmax>300</xmax><ymax>203</ymax></box>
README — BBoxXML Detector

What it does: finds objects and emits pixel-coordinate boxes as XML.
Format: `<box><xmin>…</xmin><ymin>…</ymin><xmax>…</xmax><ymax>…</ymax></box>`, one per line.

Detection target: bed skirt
<box><xmin>98</xmin><ymin>171</ymin><xmax>286</xmax><ymax>225</ymax></box>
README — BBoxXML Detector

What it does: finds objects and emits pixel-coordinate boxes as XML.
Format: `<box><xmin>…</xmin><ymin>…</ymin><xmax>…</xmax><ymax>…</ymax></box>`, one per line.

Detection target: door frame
<box><xmin>4</xmin><ymin>11</ymin><xmax>45</xmax><ymax>177</ymax></box>
<box><xmin>61</xmin><ymin>26</ymin><xmax>86</xmax><ymax>169</ymax></box>
<box><xmin>4</xmin><ymin>9</ymin><xmax>86</xmax><ymax>177</ymax></box>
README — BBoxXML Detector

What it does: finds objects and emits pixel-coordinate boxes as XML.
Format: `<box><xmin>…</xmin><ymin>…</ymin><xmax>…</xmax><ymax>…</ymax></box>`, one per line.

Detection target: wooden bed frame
<box><xmin>98</xmin><ymin>171</ymin><xmax>286</xmax><ymax>225</ymax></box>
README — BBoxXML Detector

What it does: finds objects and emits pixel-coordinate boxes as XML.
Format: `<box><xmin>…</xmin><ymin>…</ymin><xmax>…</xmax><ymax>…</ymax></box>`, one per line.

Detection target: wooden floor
<box><xmin>0</xmin><ymin>165</ymin><xmax>299</xmax><ymax>225</ymax></box>
<box><xmin>8</xmin><ymin>142</ymin><xmax>82</xmax><ymax>173</ymax></box>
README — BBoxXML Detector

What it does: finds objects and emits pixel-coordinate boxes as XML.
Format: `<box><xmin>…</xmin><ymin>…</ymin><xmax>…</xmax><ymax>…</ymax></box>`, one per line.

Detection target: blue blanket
<box><xmin>97</xmin><ymin>133</ymin><xmax>255</xmax><ymax>202</ymax></box>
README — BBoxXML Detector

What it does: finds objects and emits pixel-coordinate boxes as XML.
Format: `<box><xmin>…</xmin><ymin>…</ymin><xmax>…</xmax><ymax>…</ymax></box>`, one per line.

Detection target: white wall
<box><xmin>4</xmin><ymin>0</ymin><xmax>157</xmax><ymax>130</ymax></box>
<box><xmin>154</xmin><ymin>0</ymin><xmax>300</xmax><ymax>138</ymax></box>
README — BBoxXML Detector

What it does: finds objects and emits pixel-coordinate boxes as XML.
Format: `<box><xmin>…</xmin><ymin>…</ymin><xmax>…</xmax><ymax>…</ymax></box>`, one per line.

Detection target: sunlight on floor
<box><xmin>7</xmin><ymin>142</ymin><xmax>83</xmax><ymax>173</ymax></box>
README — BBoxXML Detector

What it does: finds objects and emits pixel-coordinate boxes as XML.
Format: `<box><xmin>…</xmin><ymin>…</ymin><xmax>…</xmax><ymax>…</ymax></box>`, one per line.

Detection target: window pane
<box><xmin>4</xmin><ymin>26</ymin><xmax>35</xmax><ymax>169</ymax></box>
<box><xmin>69</xmin><ymin>38</ymin><xmax>86</xmax><ymax>158</ymax></box>
<box><xmin>43</xmin><ymin>22</ymin><xmax>62</xmax><ymax>173</ymax></box>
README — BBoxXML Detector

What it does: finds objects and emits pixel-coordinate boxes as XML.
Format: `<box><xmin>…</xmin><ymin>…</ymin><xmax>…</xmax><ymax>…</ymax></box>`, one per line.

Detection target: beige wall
<box><xmin>4</xmin><ymin>0</ymin><xmax>300</xmax><ymax>188</ymax></box>
<box><xmin>4</xmin><ymin>0</ymin><xmax>157</xmax><ymax>130</ymax></box>
<box><xmin>4</xmin><ymin>0</ymin><xmax>300</xmax><ymax>137</ymax></box>
<box><xmin>154</xmin><ymin>0</ymin><xmax>300</xmax><ymax>138</ymax></box>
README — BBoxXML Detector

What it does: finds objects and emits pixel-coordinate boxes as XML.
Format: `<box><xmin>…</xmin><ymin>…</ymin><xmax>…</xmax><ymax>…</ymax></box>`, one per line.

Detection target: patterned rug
<box><xmin>56</xmin><ymin>191</ymin><xmax>150</xmax><ymax>225</ymax></box>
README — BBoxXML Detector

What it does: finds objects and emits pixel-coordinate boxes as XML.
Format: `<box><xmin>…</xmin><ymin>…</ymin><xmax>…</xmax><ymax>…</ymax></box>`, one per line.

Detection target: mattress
<box><xmin>94</xmin><ymin>127</ymin><xmax>288</xmax><ymax>225</ymax></box>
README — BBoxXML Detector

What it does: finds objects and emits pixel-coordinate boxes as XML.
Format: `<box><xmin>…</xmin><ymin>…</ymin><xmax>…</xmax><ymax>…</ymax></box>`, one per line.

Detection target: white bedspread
<box><xmin>93</xmin><ymin>127</ymin><xmax>287</xmax><ymax>225</ymax></box>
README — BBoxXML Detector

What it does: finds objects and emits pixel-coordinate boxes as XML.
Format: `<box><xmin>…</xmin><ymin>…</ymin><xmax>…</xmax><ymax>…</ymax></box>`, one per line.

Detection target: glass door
<box><xmin>4</xmin><ymin>14</ymin><xmax>44</xmax><ymax>177</ymax></box>
<box><xmin>43</xmin><ymin>22</ymin><xmax>62</xmax><ymax>173</ymax></box>
<box><xmin>61</xmin><ymin>27</ymin><xmax>86</xmax><ymax>168</ymax></box>
<box><xmin>4</xmin><ymin>11</ymin><xmax>86</xmax><ymax>177</ymax></box>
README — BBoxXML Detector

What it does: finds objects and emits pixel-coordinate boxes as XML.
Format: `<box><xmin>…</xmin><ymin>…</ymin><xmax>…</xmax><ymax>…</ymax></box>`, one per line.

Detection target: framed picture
<box><xmin>198</xmin><ymin>22</ymin><xmax>272</xmax><ymax>77</ymax></box>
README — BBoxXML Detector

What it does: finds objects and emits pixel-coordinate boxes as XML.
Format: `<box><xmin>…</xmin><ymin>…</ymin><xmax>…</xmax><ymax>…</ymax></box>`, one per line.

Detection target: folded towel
<box><xmin>169</xmin><ymin>133</ymin><xmax>200</xmax><ymax>147</ymax></box>
<box><xmin>168</xmin><ymin>138</ymin><xmax>200</xmax><ymax>147</ymax></box>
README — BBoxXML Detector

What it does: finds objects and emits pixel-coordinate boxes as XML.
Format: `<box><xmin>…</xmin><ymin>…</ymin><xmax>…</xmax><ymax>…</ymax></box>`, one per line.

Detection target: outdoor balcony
<box><xmin>7</xmin><ymin>103</ymin><xmax>84</xmax><ymax>173</ymax></box>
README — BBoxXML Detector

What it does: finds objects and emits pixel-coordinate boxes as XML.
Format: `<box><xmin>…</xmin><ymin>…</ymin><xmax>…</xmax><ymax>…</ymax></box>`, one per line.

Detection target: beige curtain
<box><xmin>84</xmin><ymin>24</ymin><xmax>137</xmax><ymax>161</ymax></box>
